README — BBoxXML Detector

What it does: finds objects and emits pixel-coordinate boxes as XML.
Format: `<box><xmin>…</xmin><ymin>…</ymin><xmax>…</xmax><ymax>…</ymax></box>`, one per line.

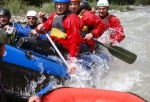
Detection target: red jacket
<box><xmin>42</xmin><ymin>12</ymin><xmax>81</xmax><ymax>57</ymax></box>
<box><xmin>97</xmin><ymin>14</ymin><xmax>125</xmax><ymax>43</ymax></box>
<box><xmin>79</xmin><ymin>10</ymin><xmax>106</xmax><ymax>51</ymax></box>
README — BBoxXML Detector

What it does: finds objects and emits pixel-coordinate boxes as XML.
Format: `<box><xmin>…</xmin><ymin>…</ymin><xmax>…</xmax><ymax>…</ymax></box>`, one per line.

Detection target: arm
<box><xmin>28</xmin><ymin>96</ymin><xmax>40</xmax><ymax>102</ymax></box>
<box><xmin>109</xmin><ymin>16</ymin><xmax>125</xmax><ymax>43</ymax></box>
<box><xmin>36</xmin><ymin>13</ymin><xmax>56</xmax><ymax>34</ymax></box>
<box><xmin>82</xmin><ymin>11</ymin><xmax>106</xmax><ymax>39</ymax></box>
<box><xmin>64</xmin><ymin>14</ymin><xmax>81</xmax><ymax>58</ymax></box>
<box><xmin>38</xmin><ymin>31</ymin><xmax>50</xmax><ymax>40</ymax></box>
<box><xmin>14</xmin><ymin>23</ymin><xmax>30</xmax><ymax>37</ymax></box>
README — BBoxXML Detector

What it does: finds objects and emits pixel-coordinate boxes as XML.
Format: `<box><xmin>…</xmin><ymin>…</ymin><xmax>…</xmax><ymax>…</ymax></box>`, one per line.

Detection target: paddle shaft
<box><xmin>45</xmin><ymin>33</ymin><xmax>70</xmax><ymax>68</ymax></box>
<box><xmin>36</xmin><ymin>82</ymin><xmax>54</xmax><ymax>97</ymax></box>
<box><xmin>93</xmin><ymin>39</ymin><xmax>137</xmax><ymax>64</ymax></box>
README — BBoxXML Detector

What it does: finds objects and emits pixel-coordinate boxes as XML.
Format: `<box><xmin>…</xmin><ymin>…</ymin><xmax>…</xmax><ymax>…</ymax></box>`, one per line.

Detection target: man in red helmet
<box><xmin>37</xmin><ymin>0</ymin><xmax>81</xmax><ymax>74</ymax></box>
<box><xmin>69</xmin><ymin>0</ymin><xmax>106</xmax><ymax>53</ymax></box>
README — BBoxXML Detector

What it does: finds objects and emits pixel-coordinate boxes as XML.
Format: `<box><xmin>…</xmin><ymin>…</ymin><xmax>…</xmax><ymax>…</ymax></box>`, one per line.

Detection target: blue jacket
<box><xmin>14</xmin><ymin>23</ymin><xmax>48</xmax><ymax>40</ymax></box>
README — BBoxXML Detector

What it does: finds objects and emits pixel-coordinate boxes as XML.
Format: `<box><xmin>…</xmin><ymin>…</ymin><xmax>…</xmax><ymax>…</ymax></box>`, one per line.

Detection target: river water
<box><xmin>62</xmin><ymin>6</ymin><xmax>150</xmax><ymax>101</ymax></box>
<box><xmin>3</xmin><ymin>5</ymin><xmax>150</xmax><ymax>101</ymax></box>
<box><xmin>108</xmin><ymin>6</ymin><xmax>150</xmax><ymax>101</ymax></box>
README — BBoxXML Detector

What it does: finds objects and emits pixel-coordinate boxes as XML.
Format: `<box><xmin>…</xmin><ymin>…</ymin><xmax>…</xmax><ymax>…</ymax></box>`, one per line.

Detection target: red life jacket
<box><xmin>101</xmin><ymin>14</ymin><xmax>115</xmax><ymax>29</ymax></box>
<box><xmin>99</xmin><ymin>14</ymin><xmax>125</xmax><ymax>43</ymax></box>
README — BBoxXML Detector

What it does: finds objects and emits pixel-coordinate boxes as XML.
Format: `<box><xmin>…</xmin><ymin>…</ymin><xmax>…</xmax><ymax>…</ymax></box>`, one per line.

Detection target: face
<box><xmin>69</xmin><ymin>1</ymin><xmax>80</xmax><ymax>13</ymax></box>
<box><xmin>55</xmin><ymin>2</ymin><xmax>68</xmax><ymax>14</ymax></box>
<box><xmin>0</xmin><ymin>15</ymin><xmax>9</xmax><ymax>25</ymax></box>
<box><xmin>98</xmin><ymin>6</ymin><xmax>108</xmax><ymax>17</ymax></box>
<box><xmin>0</xmin><ymin>44</ymin><xmax>5</xmax><ymax>60</ymax></box>
<box><xmin>27</xmin><ymin>16</ymin><xmax>37</xmax><ymax>26</ymax></box>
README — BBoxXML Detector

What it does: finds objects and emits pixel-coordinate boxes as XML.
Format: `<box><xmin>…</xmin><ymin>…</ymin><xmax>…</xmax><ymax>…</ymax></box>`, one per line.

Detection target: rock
<box><xmin>10</xmin><ymin>15</ymin><xmax>27</xmax><ymax>24</ymax></box>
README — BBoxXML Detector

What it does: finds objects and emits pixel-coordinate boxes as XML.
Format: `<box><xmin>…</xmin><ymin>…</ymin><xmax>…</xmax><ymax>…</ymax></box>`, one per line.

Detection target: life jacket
<box><xmin>78</xmin><ymin>10</ymin><xmax>89</xmax><ymax>32</ymax></box>
<box><xmin>78</xmin><ymin>9</ymin><xmax>93</xmax><ymax>36</ymax></box>
<box><xmin>78</xmin><ymin>10</ymin><xmax>95</xmax><ymax>51</ymax></box>
<box><xmin>101</xmin><ymin>14</ymin><xmax>115</xmax><ymax>28</ymax></box>
<box><xmin>50</xmin><ymin>14</ymin><xmax>68</xmax><ymax>39</ymax></box>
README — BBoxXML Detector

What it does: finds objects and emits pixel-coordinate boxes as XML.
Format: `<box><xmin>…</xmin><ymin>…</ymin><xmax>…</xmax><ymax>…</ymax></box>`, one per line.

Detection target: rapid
<box><xmin>4</xmin><ymin>6</ymin><xmax>149</xmax><ymax>101</ymax></box>
<box><xmin>63</xmin><ymin>6</ymin><xmax>150</xmax><ymax>101</ymax></box>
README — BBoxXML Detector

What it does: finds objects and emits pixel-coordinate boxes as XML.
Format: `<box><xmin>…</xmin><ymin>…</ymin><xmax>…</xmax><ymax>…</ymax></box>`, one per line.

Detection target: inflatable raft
<box><xmin>41</xmin><ymin>88</ymin><xmax>146</xmax><ymax>102</ymax></box>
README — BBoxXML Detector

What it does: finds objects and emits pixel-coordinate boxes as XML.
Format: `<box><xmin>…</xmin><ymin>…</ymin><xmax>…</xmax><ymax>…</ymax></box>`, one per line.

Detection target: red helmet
<box><xmin>70</xmin><ymin>0</ymin><xmax>81</xmax><ymax>2</ymax></box>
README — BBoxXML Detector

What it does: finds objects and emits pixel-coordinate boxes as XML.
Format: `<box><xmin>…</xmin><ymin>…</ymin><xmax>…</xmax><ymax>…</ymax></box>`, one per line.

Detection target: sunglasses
<box><xmin>27</xmin><ymin>17</ymin><xmax>36</xmax><ymax>20</ymax></box>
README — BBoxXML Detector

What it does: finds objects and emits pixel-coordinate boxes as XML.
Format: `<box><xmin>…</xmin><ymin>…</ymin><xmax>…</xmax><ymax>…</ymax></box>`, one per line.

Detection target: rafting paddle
<box><xmin>43</xmin><ymin>30</ymin><xmax>73</xmax><ymax>73</ymax></box>
<box><xmin>36</xmin><ymin>82</ymin><xmax>54</xmax><ymax>97</ymax></box>
<box><xmin>16</xmin><ymin>82</ymin><xmax>54</xmax><ymax>101</ymax></box>
<box><xmin>93</xmin><ymin>39</ymin><xmax>137</xmax><ymax>64</ymax></box>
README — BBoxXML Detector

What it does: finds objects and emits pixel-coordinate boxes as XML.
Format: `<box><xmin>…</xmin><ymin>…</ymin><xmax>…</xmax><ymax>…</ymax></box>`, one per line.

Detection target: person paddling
<box><xmin>22</xmin><ymin>10</ymin><xmax>48</xmax><ymax>40</ymax></box>
<box><xmin>36</xmin><ymin>0</ymin><xmax>81</xmax><ymax>74</ymax></box>
<box><xmin>69</xmin><ymin>0</ymin><xmax>106</xmax><ymax>53</ymax></box>
<box><xmin>97</xmin><ymin>0</ymin><xmax>125</xmax><ymax>45</ymax></box>
<box><xmin>0</xmin><ymin>8</ymin><xmax>47</xmax><ymax>46</ymax></box>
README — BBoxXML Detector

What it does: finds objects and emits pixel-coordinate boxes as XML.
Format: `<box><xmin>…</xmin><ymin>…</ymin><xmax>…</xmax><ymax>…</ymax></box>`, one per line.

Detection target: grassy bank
<box><xmin>1</xmin><ymin>0</ymin><xmax>149</xmax><ymax>16</ymax></box>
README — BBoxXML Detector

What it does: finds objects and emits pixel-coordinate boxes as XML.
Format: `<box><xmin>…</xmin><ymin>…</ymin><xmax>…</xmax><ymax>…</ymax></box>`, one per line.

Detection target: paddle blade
<box><xmin>108</xmin><ymin>46</ymin><xmax>137</xmax><ymax>64</ymax></box>
<box><xmin>36</xmin><ymin>82</ymin><xmax>54</xmax><ymax>97</ymax></box>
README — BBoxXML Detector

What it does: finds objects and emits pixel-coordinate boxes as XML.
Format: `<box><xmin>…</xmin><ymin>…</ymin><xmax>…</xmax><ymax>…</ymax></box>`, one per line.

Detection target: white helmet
<box><xmin>97</xmin><ymin>0</ymin><xmax>109</xmax><ymax>7</ymax></box>
<box><xmin>26</xmin><ymin>10</ymin><xmax>38</xmax><ymax>18</ymax></box>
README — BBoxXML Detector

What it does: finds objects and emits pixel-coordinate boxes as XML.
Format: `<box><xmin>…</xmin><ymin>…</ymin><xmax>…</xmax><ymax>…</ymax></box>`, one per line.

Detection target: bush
<box><xmin>134</xmin><ymin>0</ymin><xmax>150</xmax><ymax>5</ymax></box>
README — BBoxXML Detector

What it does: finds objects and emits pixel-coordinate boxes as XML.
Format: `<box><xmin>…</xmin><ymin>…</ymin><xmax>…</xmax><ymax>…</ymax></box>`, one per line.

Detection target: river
<box><xmin>108</xmin><ymin>5</ymin><xmax>150</xmax><ymax>101</ymax></box>
<box><xmin>63</xmin><ymin>5</ymin><xmax>150</xmax><ymax>101</ymax></box>
<box><xmin>2</xmin><ymin>5</ymin><xmax>150</xmax><ymax>101</ymax></box>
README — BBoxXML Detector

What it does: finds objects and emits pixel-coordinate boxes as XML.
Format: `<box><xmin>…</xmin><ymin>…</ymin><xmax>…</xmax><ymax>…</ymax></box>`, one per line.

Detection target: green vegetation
<box><xmin>0</xmin><ymin>0</ymin><xmax>55</xmax><ymax>15</ymax></box>
<box><xmin>134</xmin><ymin>0</ymin><xmax>150</xmax><ymax>5</ymax></box>
<box><xmin>0</xmin><ymin>0</ymin><xmax>149</xmax><ymax>15</ymax></box>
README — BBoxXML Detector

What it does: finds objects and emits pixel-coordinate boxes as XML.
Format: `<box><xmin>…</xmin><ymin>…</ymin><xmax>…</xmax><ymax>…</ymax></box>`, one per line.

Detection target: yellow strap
<box><xmin>50</xmin><ymin>28</ymin><xmax>67</xmax><ymax>39</ymax></box>
<box><xmin>78</xmin><ymin>10</ymin><xmax>89</xmax><ymax>32</ymax></box>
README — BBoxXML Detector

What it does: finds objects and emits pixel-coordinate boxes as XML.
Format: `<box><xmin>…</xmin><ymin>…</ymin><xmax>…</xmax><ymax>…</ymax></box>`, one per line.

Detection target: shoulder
<box><xmin>109</xmin><ymin>14</ymin><xmax>120</xmax><ymax>21</ymax></box>
<box><xmin>83</xmin><ymin>10</ymin><xmax>97</xmax><ymax>19</ymax></box>
<box><xmin>13</xmin><ymin>22</ymin><xmax>22</xmax><ymax>26</ymax></box>
<box><xmin>83</xmin><ymin>10</ymin><xmax>95</xmax><ymax>16</ymax></box>
<box><xmin>47</xmin><ymin>12</ymin><xmax>57</xmax><ymax>19</ymax></box>
<box><xmin>67</xmin><ymin>13</ymin><xmax>80</xmax><ymax>20</ymax></box>
<box><xmin>13</xmin><ymin>22</ymin><xmax>23</xmax><ymax>28</ymax></box>
<box><xmin>68</xmin><ymin>13</ymin><xmax>78</xmax><ymax>17</ymax></box>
